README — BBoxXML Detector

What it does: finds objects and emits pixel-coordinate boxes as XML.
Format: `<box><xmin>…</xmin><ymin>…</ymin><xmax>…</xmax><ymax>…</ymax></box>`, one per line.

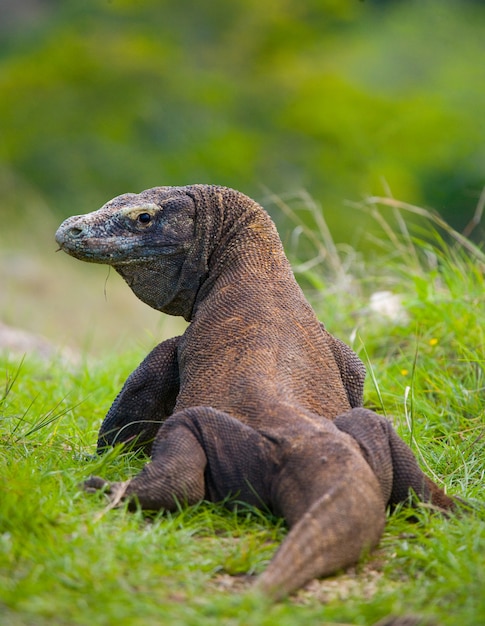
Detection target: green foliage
<box><xmin>0</xmin><ymin>0</ymin><xmax>484</xmax><ymax>239</ymax></box>
<box><xmin>1</xmin><ymin>202</ymin><xmax>484</xmax><ymax>625</ymax></box>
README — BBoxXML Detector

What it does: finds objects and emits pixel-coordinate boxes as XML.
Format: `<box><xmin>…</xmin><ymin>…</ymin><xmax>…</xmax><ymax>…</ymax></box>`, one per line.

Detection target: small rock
<box><xmin>368</xmin><ymin>291</ymin><xmax>408</xmax><ymax>323</ymax></box>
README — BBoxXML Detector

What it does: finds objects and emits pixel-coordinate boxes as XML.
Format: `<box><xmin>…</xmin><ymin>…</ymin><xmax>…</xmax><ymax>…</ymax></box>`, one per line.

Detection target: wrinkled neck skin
<box><xmin>187</xmin><ymin>185</ymin><xmax>291</xmax><ymax>320</ymax></box>
<box><xmin>113</xmin><ymin>256</ymin><xmax>194</xmax><ymax>321</ymax></box>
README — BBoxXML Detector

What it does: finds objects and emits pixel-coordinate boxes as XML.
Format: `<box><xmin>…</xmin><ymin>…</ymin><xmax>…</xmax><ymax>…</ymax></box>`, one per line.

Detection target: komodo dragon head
<box><xmin>56</xmin><ymin>184</ymin><xmax>283</xmax><ymax>322</ymax></box>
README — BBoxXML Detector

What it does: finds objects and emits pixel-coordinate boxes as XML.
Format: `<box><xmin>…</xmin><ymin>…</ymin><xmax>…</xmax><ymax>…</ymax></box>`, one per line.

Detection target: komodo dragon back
<box><xmin>56</xmin><ymin>185</ymin><xmax>457</xmax><ymax>601</ymax></box>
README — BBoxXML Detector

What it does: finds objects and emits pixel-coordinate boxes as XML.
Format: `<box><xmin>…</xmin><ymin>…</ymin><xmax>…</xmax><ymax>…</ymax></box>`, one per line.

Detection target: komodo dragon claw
<box><xmin>83</xmin><ymin>475</ymin><xmax>131</xmax><ymax>508</ymax></box>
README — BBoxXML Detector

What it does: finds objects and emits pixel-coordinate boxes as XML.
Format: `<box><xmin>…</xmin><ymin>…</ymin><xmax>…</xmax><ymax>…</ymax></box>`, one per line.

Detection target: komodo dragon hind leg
<box><xmin>334</xmin><ymin>408</ymin><xmax>456</xmax><ymax>511</ymax></box>
<box><xmin>86</xmin><ymin>415</ymin><xmax>208</xmax><ymax>511</ymax></box>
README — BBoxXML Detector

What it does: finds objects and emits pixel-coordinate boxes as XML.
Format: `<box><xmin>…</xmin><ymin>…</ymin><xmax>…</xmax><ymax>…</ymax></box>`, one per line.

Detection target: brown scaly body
<box><xmin>56</xmin><ymin>185</ymin><xmax>455</xmax><ymax>600</ymax></box>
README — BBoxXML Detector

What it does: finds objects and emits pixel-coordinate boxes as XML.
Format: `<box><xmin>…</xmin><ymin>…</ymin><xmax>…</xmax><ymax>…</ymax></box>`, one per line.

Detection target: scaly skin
<box><xmin>56</xmin><ymin>185</ymin><xmax>456</xmax><ymax>600</ymax></box>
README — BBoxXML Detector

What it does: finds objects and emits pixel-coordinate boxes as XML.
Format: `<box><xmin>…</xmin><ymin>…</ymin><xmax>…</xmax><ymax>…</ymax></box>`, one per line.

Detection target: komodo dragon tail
<box><xmin>255</xmin><ymin>466</ymin><xmax>386</xmax><ymax>601</ymax></box>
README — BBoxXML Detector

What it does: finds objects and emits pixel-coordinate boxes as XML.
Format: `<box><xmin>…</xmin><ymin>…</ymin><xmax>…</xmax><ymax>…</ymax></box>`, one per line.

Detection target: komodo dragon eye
<box><xmin>137</xmin><ymin>213</ymin><xmax>152</xmax><ymax>224</ymax></box>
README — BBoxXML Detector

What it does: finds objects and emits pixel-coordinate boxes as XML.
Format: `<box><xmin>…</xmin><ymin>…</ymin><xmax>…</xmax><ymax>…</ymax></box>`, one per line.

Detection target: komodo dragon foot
<box><xmin>84</xmin><ymin>475</ymin><xmax>131</xmax><ymax>508</ymax></box>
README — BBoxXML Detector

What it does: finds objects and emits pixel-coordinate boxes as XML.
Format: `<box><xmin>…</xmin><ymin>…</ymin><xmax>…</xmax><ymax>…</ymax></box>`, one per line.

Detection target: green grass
<box><xmin>1</xmin><ymin>199</ymin><xmax>484</xmax><ymax>626</ymax></box>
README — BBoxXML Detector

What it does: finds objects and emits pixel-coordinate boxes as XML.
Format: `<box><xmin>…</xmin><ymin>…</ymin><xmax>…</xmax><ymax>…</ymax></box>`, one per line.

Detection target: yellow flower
<box><xmin>429</xmin><ymin>338</ymin><xmax>438</xmax><ymax>346</ymax></box>
<box><xmin>401</xmin><ymin>369</ymin><xmax>409</xmax><ymax>376</ymax></box>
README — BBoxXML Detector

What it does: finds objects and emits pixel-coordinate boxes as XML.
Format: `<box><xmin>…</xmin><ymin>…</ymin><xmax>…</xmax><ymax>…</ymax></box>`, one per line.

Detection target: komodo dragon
<box><xmin>55</xmin><ymin>184</ymin><xmax>456</xmax><ymax>600</ymax></box>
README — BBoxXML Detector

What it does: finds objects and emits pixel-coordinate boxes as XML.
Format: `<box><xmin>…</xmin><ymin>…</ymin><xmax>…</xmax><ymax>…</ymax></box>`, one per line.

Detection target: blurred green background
<box><xmin>1</xmin><ymin>0</ymin><xmax>484</xmax><ymax>232</ymax></box>
<box><xmin>0</xmin><ymin>0</ymin><xmax>484</xmax><ymax>352</ymax></box>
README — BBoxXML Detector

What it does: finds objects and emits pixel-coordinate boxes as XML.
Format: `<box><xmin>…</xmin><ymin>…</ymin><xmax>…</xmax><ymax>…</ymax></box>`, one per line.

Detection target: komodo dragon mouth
<box><xmin>56</xmin><ymin>230</ymin><xmax>181</xmax><ymax>263</ymax></box>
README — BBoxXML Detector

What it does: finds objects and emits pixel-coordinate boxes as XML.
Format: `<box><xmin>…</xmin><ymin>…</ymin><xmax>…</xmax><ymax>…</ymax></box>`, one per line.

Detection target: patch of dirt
<box><xmin>293</xmin><ymin>557</ymin><xmax>386</xmax><ymax>605</ymax></box>
<box><xmin>212</xmin><ymin>572</ymin><xmax>255</xmax><ymax>594</ymax></box>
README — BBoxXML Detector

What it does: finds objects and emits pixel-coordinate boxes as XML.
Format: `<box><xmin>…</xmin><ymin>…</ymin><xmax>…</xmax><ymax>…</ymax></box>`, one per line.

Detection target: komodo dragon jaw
<box><xmin>56</xmin><ymin>184</ymin><xmax>458</xmax><ymax>601</ymax></box>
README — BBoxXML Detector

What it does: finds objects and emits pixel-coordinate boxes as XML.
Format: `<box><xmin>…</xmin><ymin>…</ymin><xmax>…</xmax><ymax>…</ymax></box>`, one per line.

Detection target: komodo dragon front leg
<box><xmin>321</xmin><ymin>324</ymin><xmax>366</xmax><ymax>408</ymax></box>
<box><xmin>96</xmin><ymin>336</ymin><xmax>180</xmax><ymax>455</ymax></box>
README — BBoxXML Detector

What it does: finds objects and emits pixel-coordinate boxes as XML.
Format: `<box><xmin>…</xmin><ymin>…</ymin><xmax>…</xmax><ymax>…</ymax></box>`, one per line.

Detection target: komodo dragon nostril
<box><xmin>69</xmin><ymin>227</ymin><xmax>84</xmax><ymax>238</ymax></box>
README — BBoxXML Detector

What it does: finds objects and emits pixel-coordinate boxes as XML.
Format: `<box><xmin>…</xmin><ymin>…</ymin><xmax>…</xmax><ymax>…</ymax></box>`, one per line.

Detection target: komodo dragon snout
<box><xmin>56</xmin><ymin>184</ymin><xmax>458</xmax><ymax>601</ymax></box>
